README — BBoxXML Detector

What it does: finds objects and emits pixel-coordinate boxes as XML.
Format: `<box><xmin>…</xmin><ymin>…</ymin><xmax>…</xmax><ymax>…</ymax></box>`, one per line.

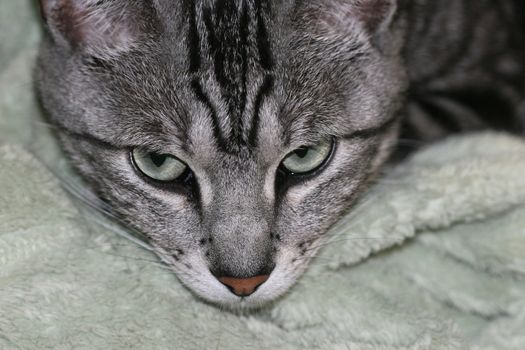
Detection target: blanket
<box><xmin>1</xmin><ymin>1</ymin><xmax>525</xmax><ymax>349</ymax></box>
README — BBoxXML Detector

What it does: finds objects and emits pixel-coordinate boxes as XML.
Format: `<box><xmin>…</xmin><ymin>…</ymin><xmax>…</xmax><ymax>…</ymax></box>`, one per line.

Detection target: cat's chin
<box><xmin>169</xmin><ymin>252</ymin><xmax>307</xmax><ymax>310</ymax></box>
<box><xmin>196</xmin><ymin>269</ymin><xmax>298</xmax><ymax>311</ymax></box>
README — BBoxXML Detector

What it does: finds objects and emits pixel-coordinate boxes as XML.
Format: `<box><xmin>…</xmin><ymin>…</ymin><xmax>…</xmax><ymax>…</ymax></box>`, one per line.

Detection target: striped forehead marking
<box><xmin>185</xmin><ymin>0</ymin><xmax>275</xmax><ymax>153</ymax></box>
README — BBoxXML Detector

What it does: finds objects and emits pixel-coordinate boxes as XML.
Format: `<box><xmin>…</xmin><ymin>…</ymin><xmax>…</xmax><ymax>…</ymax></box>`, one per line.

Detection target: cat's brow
<box><xmin>343</xmin><ymin>114</ymin><xmax>401</xmax><ymax>139</ymax></box>
<box><xmin>283</xmin><ymin>114</ymin><xmax>401</xmax><ymax>148</ymax></box>
<box><xmin>53</xmin><ymin>120</ymin><xmax>187</xmax><ymax>151</ymax></box>
<box><xmin>59</xmin><ymin>128</ymin><xmax>121</xmax><ymax>149</ymax></box>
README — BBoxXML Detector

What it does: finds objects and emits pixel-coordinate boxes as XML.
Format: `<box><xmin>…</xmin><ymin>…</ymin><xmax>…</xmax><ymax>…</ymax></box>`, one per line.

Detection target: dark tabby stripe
<box><xmin>190</xmin><ymin>79</ymin><xmax>230</xmax><ymax>152</ymax></box>
<box><xmin>186</xmin><ymin>0</ymin><xmax>275</xmax><ymax>152</ymax></box>
<box><xmin>186</xmin><ymin>2</ymin><xmax>201</xmax><ymax>73</ymax></box>
<box><xmin>255</xmin><ymin>0</ymin><xmax>274</xmax><ymax>70</ymax></box>
<box><xmin>249</xmin><ymin>75</ymin><xmax>274</xmax><ymax>147</ymax></box>
<box><xmin>202</xmin><ymin>2</ymin><xmax>249</xmax><ymax>146</ymax></box>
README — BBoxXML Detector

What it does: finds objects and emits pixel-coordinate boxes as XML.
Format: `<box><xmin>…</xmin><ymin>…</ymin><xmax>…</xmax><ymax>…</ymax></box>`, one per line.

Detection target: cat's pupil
<box><xmin>295</xmin><ymin>147</ymin><xmax>309</xmax><ymax>159</ymax></box>
<box><xmin>150</xmin><ymin>153</ymin><xmax>167</xmax><ymax>167</ymax></box>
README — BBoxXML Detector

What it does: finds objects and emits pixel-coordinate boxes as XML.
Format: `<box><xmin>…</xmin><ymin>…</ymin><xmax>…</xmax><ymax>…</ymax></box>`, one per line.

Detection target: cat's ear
<box><xmin>38</xmin><ymin>0</ymin><xmax>150</xmax><ymax>55</ymax></box>
<box><xmin>319</xmin><ymin>0</ymin><xmax>397</xmax><ymax>35</ymax></box>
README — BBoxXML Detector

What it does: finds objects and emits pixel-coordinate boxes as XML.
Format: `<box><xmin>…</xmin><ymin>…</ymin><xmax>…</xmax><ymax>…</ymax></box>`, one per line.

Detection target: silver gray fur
<box><xmin>36</xmin><ymin>0</ymin><xmax>525</xmax><ymax>308</ymax></box>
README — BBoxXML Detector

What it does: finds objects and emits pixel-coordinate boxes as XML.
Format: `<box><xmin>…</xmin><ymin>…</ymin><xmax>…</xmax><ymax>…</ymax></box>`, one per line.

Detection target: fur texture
<box><xmin>36</xmin><ymin>0</ymin><xmax>525</xmax><ymax>308</ymax></box>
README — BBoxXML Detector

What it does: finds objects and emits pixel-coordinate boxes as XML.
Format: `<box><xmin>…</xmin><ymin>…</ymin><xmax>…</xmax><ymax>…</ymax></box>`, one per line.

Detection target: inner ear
<box><xmin>351</xmin><ymin>0</ymin><xmax>397</xmax><ymax>32</ymax></box>
<box><xmin>39</xmin><ymin>0</ymin><xmax>152</xmax><ymax>55</ymax></box>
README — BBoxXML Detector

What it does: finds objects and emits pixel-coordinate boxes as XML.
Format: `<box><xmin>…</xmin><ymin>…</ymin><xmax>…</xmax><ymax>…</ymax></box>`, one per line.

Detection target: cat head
<box><xmin>37</xmin><ymin>0</ymin><xmax>406</xmax><ymax>309</ymax></box>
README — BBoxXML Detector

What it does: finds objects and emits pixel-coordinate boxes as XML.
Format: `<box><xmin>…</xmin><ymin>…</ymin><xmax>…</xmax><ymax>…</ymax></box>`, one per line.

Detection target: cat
<box><xmin>36</xmin><ymin>0</ymin><xmax>525</xmax><ymax>309</ymax></box>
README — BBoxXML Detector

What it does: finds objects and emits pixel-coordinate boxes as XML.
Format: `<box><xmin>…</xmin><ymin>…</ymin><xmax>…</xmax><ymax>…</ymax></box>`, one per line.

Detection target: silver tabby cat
<box><xmin>36</xmin><ymin>0</ymin><xmax>525</xmax><ymax>308</ymax></box>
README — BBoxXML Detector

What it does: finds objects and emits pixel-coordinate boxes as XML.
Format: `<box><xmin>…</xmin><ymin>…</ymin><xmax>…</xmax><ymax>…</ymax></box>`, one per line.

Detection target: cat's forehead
<box><xmin>77</xmin><ymin>0</ymin><xmax>373</xmax><ymax>154</ymax></box>
<box><xmin>180</xmin><ymin>0</ymin><xmax>278</xmax><ymax>153</ymax></box>
<box><xmin>105</xmin><ymin>0</ymin><xmax>298</xmax><ymax>154</ymax></box>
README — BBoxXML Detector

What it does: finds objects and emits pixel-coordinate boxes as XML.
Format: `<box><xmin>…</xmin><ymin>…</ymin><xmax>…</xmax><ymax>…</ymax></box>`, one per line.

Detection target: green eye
<box><xmin>281</xmin><ymin>139</ymin><xmax>333</xmax><ymax>175</ymax></box>
<box><xmin>131</xmin><ymin>148</ymin><xmax>188</xmax><ymax>182</ymax></box>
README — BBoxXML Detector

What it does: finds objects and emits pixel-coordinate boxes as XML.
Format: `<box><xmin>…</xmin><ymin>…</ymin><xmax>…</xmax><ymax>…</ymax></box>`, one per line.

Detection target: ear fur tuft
<box><xmin>38</xmin><ymin>0</ymin><xmax>148</xmax><ymax>56</ymax></box>
<box><xmin>317</xmin><ymin>0</ymin><xmax>397</xmax><ymax>36</ymax></box>
<box><xmin>351</xmin><ymin>0</ymin><xmax>397</xmax><ymax>32</ymax></box>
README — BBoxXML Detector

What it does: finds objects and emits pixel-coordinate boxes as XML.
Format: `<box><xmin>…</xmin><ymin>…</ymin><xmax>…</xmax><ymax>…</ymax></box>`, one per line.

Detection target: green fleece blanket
<box><xmin>1</xmin><ymin>1</ymin><xmax>525</xmax><ymax>349</ymax></box>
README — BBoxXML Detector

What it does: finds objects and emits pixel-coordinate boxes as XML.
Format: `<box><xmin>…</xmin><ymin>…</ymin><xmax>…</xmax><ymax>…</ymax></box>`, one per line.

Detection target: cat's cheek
<box><xmin>274</xmin><ymin>138</ymin><xmax>385</xmax><ymax>257</ymax></box>
<box><xmin>110</xmin><ymin>152</ymin><xmax>193</xmax><ymax>210</ymax></box>
<box><xmin>282</xmin><ymin>138</ymin><xmax>367</xmax><ymax>207</ymax></box>
<box><xmin>166</xmin><ymin>257</ymin><xmax>242</xmax><ymax>305</ymax></box>
<box><xmin>249</xmin><ymin>248</ymin><xmax>319</xmax><ymax>303</ymax></box>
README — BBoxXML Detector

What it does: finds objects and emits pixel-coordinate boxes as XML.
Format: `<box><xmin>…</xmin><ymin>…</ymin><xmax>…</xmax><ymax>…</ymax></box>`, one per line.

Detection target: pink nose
<box><xmin>218</xmin><ymin>275</ymin><xmax>270</xmax><ymax>297</ymax></box>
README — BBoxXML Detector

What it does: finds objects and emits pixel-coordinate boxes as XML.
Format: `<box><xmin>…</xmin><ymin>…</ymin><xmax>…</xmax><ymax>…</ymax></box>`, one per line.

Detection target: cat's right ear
<box><xmin>38</xmin><ymin>0</ymin><xmax>151</xmax><ymax>56</ymax></box>
<box><xmin>313</xmin><ymin>0</ymin><xmax>398</xmax><ymax>37</ymax></box>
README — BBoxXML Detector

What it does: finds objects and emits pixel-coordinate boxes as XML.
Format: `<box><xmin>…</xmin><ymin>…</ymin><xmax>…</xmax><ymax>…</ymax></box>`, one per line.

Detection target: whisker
<box><xmin>330</xmin><ymin>208</ymin><xmax>378</xmax><ymax>232</ymax></box>
<box><xmin>29</xmin><ymin>149</ymin><xmax>154</xmax><ymax>251</ymax></box>
<box><xmin>51</xmin><ymin>174</ymin><xmax>145</xmax><ymax>236</ymax></box>
<box><xmin>31</xmin><ymin>120</ymin><xmax>64</xmax><ymax>132</ymax></box>
<box><xmin>396</xmin><ymin>138</ymin><xmax>428</xmax><ymax>147</ymax></box>
<box><xmin>309</xmin><ymin>202</ymin><xmax>391</xmax><ymax>252</ymax></box>
<box><xmin>88</xmin><ymin>249</ymin><xmax>172</xmax><ymax>270</ymax></box>
<box><xmin>370</xmin><ymin>178</ymin><xmax>410</xmax><ymax>185</ymax></box>
<box><xmin>88</xmin><ymin>215</ymin><xmax>154</xmax><ymax>251</ymax></box>
<box><xmin>293</xmin><ymin>255</ymin><xmax>350</xmax><ymax>267</ymax></box>
<box><xmin>45</xmin><ymin>169</ymin><xmax>114</xmax><ymax>216</ymax></box>
<box><xmin>303</xmin><ymin>235</ymin><xmax>385</xmax><ymax>254</ymax></box>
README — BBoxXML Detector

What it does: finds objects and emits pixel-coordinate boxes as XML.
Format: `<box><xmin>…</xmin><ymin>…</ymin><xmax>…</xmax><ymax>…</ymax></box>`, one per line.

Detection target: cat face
<box><xmin>37</xmin><ymin>0</ymin><xmax>406</xmax><ymax>308</ymax></box>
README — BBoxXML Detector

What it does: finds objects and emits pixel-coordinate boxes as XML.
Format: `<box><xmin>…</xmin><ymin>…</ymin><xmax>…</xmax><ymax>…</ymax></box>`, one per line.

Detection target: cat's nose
<box><xmin>218</xmin><ymin>275</ymin><xmax>270</xmax><ymax>297</ymax></box>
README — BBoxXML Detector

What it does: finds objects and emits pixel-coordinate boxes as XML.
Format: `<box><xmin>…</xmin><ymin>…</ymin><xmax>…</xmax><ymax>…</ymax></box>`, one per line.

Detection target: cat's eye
<box><xmin>131</xmin><ymin>148</ymin><xmax>188</xmax><ymax>182</ymax></box>
<box><xmin>280</xmin><ymin>139</ymin><xmax>334</xmax><ymax>175</ymax></box>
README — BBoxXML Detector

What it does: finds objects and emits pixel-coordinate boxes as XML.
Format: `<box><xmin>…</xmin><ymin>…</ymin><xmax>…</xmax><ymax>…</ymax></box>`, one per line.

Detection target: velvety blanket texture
<box><xmin>1</xmin><ymin>1</ymin><xmax>525</xmax><ymax>349</ymax></box>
